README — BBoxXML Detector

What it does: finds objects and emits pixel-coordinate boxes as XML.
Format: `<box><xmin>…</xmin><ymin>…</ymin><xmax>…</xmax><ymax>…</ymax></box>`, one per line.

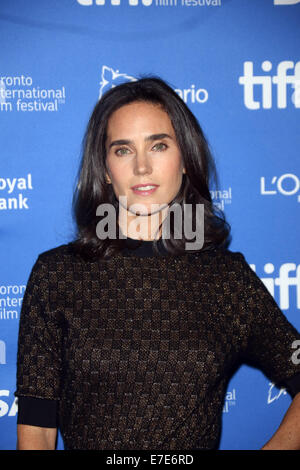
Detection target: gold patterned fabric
<box><xmin>15</xmin><ymin>241</ymin><xmax>300</xmax><ymax>450</ymax></box>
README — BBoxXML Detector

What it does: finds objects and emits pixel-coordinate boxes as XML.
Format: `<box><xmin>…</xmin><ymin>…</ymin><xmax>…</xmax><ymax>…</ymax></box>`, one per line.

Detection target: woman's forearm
<box><xmin>261</xmin><ymin>392</ymin><xmax>300</xmax><ymax>450</ymax></box>
<box><xmin>17</xmin><ymin>424</ymin><xmax>57</xmax><ymax>450</ymax></box>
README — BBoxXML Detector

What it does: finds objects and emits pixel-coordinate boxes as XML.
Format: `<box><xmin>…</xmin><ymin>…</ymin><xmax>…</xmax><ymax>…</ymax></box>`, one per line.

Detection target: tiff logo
<box><xmin>238</xmin><ymin>61</ymin><xmax>300</xmax><ymax>109</ymax></box>
<box><xmin>251</xmin><ymin>263</ymin><xmax>300</xmax><ymax>310</ymax></box>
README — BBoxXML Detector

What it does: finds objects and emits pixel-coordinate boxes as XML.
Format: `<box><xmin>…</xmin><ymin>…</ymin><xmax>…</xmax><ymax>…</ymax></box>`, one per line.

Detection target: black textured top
<box><xmin>15</xmin><ymin>238</ymin><xmax>300</xmax><ymax>450</ymax></box>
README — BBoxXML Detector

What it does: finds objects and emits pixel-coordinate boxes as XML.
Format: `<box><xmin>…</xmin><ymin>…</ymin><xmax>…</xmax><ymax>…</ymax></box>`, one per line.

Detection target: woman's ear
<box><xmin>105</xmin><ymin>173</ymin><xmax>111</xmax><ymax>184</ymax></box>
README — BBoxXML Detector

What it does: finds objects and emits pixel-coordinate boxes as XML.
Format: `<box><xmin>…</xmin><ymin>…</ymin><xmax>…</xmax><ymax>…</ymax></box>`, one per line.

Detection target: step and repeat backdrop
<box><xmin>0</xmin><ymin>0</ymin><xmax>300</xmax><ymax>451</ymax></box>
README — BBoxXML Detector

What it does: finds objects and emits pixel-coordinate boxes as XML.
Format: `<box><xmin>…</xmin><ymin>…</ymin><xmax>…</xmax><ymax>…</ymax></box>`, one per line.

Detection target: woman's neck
<box><xmin>118</xmin><ymin>206</ymin><xmax>168</xmax><ymax>241</ymax></box>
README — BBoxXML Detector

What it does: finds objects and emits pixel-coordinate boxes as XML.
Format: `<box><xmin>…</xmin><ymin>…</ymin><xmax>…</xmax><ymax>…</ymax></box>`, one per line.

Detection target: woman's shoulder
<box><xmin>36</xmin><ymin>241</ymin><xmax>80</xmax><ymax>265</ymax></box>
<box><xmin>186</xmin><ymin>246</ymin><xmax>252</xmax><ymax>282</ymax></box>
<box><xmin>215</xmin><ymin>247</ymin><xmax>246</xmax><ymax>263</ymax></box>
<box><xmin>190</xmin><ymin>245</ymin><xmax>246</xmax><ymax>265</ymax></box>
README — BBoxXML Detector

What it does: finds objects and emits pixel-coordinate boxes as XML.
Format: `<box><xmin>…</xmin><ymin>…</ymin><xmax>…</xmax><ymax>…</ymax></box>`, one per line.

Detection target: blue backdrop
<box><xmin>1</xmin><ymin>0</ymin><xmax>300</xmax><ymax>450</ymax></box>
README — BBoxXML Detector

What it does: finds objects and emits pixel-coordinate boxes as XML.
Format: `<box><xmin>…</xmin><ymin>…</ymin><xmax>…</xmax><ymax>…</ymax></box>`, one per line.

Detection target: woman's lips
<box><xmin>131</xmin><ymin>185</ymin><xmax>159</xmax><ymax>196</ymax></box>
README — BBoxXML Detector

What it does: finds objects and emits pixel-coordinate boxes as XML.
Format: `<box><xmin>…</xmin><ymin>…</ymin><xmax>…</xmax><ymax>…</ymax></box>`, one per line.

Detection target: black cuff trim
<box><xmin>284</xmin><ymin>372</ymin><xmax>300</xmax><ymax>398</ymax></box>
<box><xmin>17</xmin><ymin>396</ymin><xmax>58</xmax><ymax>428</ymax></box>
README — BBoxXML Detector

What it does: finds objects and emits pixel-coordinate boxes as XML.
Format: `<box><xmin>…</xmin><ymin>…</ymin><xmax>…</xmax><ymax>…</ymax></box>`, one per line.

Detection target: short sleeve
<box><xmin>17</xmin><ymin>396</ymin><xmax>58</xmax><ymax>428</ymax></box>
<box><xmin>15</xmin><ymin>256</ymin><xmax>63</xmax><ymax>401</ymax></box>
<box><xmin>236</xmin><ymin>252</ymin><xmax>300</xmax><ymax>398</ymax></box>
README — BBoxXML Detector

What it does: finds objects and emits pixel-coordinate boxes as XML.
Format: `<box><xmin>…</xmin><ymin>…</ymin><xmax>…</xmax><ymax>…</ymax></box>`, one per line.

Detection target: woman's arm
<box><xmin>17</xmin><ymin>424</ymin><xmax>57</xmax><ymax>450</ymax></box>
<box><xmin>261</xmin><ymin>391</ymin><xmax>300</xmax><ymax>450</ymax></box>
<box><xmin>15</xmin><ymin>257</ymin><xmax>62</xmax><ymax>450</ymax></box>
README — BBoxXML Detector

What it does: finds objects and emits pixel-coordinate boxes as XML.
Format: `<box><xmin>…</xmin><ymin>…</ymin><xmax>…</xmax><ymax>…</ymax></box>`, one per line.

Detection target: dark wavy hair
<box><xmin>71</xmin><ymin>75</ymin><xmax>231</xmax><ymax>260</ymax></box>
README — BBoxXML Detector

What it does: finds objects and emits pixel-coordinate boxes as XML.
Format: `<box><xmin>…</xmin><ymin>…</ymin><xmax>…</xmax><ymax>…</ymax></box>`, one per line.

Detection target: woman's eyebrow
<box><xmin>108</xmin><ymin>133</ymin><xmax>173</xmax><ymax>150</ymax></box>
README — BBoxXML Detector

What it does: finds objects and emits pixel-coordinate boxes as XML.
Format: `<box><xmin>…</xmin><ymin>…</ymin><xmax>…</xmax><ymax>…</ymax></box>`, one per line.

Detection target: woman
<box><xmin>15</xmin><ymin>76</ymin><xmax>300</xmax><ymax>450</ymax></box>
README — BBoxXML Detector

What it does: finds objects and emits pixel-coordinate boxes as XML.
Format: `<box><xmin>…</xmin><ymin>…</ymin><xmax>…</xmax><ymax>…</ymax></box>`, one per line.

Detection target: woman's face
<box><xmin>105</xmin><ymin>101</ymin><xmax>186</xmax><ymax>217</ymax></box>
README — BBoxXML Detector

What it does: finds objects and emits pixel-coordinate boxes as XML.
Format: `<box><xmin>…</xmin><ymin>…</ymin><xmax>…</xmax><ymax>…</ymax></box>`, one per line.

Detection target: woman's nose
<box><xmin>133</xmin><ymin>151</ymin><xmax>152</xmax><ymax>176</ymax></box>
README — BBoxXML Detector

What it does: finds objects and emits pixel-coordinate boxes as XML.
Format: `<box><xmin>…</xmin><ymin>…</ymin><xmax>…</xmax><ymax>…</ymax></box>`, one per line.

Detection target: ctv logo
<box><xmin>238</xmin><ymin>61</ymin><xmax>300</xmax><ymax>109</ymax></box>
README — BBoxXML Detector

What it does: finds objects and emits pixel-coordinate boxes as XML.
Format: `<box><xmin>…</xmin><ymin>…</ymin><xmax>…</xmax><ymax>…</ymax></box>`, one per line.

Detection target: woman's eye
<box><xmin>153</xmin><ymin>142</ymin><xmax>167</xmax><ymax>151</ymax></box>
<box><xmin>115</xmin><ymin>143</ymin><xmax>167</xmax><ymax>155</ymax></box>
<box><xmin>115</xmin><ymin>147</ymin><xmax>130</xmax><ymax>156</ymax></box>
